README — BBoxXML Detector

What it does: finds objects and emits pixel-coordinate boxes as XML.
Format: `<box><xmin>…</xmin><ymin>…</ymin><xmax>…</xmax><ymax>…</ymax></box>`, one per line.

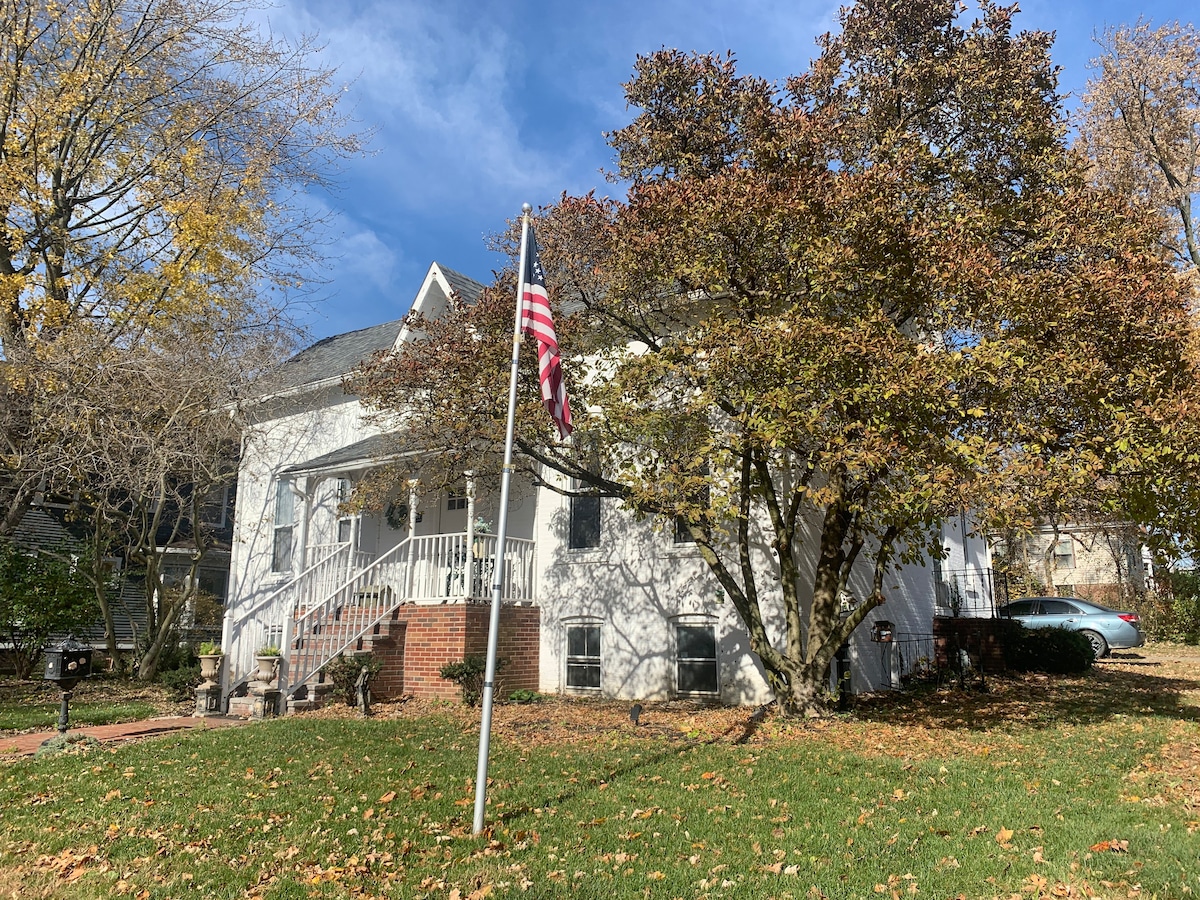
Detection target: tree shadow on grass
<box><xmin>849</xmin><ymin>652</ymin><xmax>1200</xmax><ymax>732</ymax></box>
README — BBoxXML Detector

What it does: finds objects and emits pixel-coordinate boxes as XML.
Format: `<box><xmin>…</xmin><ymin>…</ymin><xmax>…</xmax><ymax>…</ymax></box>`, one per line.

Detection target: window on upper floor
<box><xmin>568</xmin><ymin>493</ymin><xmax>601</xmax><ymax>550</ymax></box>
<box><xmin>1053</xmin><ymin>537</ymin><xmax>1075</xmax><ymax>569</ymax></box>
<box><xmin>198</xmin><ymin>484</ymin><xmax>235</xmax><ymax>529</ymax></box>
<box><xmin>673</xmin><ymin>466</ymin><xmax>711</xmax><ymax>544</ymax></box>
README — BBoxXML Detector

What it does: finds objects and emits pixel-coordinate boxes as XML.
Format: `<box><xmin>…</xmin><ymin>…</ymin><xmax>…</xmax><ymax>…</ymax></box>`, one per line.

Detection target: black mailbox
<box><xmin>44</xmin><ymin>637</ymin><xmax>92</xmax><ymax>688</ymax></box>
<box><xmin>870</xmin><ymin>620</ymin><xmax>895</xmax><ymax>643</ymax></box>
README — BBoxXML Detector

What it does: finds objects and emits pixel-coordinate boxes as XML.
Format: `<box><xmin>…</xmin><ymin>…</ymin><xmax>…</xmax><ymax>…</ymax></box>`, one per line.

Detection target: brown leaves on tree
<box><xmin>353</xmin><ymin>0</ymin><xmax>1200</xmax><ymax>716</ymax></box>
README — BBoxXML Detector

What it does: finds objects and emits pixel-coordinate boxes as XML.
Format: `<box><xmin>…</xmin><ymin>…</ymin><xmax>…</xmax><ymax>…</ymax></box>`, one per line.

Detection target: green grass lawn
<box><xmin>0</xmin><ymin>650</ymin><xmax>1197</xmax><ymax>900</ymax></box>
<box><xmin>0</xmin><ymin>676</ymin><xmax>176</xmax><ymax>733</ymax></box>
<box><xmin>0</xmin><ymin>699</ymin><xmax>160</xmax><ymax>732</ymax></box>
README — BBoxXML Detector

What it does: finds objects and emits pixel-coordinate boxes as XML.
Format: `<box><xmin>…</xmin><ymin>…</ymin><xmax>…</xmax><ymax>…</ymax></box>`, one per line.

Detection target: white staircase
<box><xmin>221</xmin><ymin>533</ymin><xmax>536</xmax><ymax>708</ymax></box>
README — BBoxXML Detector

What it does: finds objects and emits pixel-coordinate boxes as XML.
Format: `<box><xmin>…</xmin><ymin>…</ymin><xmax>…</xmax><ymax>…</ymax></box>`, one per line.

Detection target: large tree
<box><xmin>0</xmin><ymin>0</ymin><xmax>359</xmax><ymax>537</ymax></box>
<box><xmin>57</xmin><ymin>318</ymin><xmax>285</xmax><ymax>679</ymax></box>
<box><xmin>1079</xmin><ymin>20</ymin><xmax>1200</xmax><ymax>272</ymax></box>
<box><xmin>354</xmin><ymin>0</ymin><xmax>1198</xmax><ymax>714</ymax></box>
<box><xmin>1076</xmin><ymin>21</ymin><xmax>1200</xmax><ymax>558</ymax></box>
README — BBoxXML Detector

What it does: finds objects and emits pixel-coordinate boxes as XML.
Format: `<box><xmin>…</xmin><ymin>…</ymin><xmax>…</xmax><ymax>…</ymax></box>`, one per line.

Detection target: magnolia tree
<box><xmin>354</xmin><ymin>0</ymin><xmax>1199</xmax><ymax>714</ymax></box>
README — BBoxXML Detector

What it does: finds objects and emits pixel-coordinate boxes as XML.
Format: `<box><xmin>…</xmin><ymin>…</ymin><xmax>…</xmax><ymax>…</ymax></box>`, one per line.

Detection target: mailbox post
<box><xmin>43</xmin><ymin>637</ymin><xmax>92</xmax><ymax>735</ymax></box>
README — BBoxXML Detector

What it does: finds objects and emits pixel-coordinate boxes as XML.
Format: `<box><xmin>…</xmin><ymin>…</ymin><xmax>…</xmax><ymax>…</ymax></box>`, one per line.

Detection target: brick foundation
<box><xmin>933</xmin><ymin>616</ymin><xmax>1019</xmax><ymax>673</ymax></box>
<box><xmin>336</xmin><ymin>603</ymin><xmax>540</xmax><ymax>702</ymax></box>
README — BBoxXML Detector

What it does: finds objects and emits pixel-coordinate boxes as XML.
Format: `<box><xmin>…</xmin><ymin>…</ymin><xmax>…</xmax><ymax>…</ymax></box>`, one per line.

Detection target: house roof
<box><xmin>438</xmin><ymin>264</ymin><xmax>487</xmax><ymax>305</ymax></box>
<box><xmin>280</xmin><ymin>434</ymin><xmax>393</xmax><ymax>477</ymax></box>
<box><xmin>275</xmin><ymin>319</ymin><xmax>405</xmax><ymax>392</ymax></box>
<box><xmin>272</xmin><ymin>263</ymin><xmax>486</xmax><ymax>395</ymax></box>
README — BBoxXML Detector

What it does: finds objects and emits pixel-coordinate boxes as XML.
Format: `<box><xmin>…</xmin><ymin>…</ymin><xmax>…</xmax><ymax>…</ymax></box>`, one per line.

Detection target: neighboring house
<box><xmin>992</xmin><ymin>524</ymin><xmax>1150</xmax><ymax>606</ymax></box>
<box><xmin>5</xmin><ymin>502</ymin><xmax>146</xmax><ymax>652</ymax></box>
<box><xmin>6</xmin><ymin>485</ymin><xmax>236</xmax><ymax>655</ymax></box>
<box><xmin>222</xmin><ymin>262</ymin><xmax>999</xmax><ymax>712</ymax></box>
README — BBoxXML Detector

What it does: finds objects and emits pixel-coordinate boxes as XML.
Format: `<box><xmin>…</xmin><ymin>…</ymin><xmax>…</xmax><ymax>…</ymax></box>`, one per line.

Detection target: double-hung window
<box><xmin>568</xmin><ymin>492</ymin><xmax>601</xmax><ymax>550</ymax></box>
<box><xmin>272</xmin><ymin>481</ymin><xmax>295</xmax><ymax>573</ymax></box>
<box><xmin>565</xmin><ymin>622</ymin><xmax>601</xmax><ymax>691</ymax></box>
<box><xmin>672</xmin><ymin>466</ymin><xmax>711</xmax><ymax>544</ymax></box>
<box><xmin>336</xmin><ymin>478</ymin><xmax>356</xmax><ymax>544</ymax></box>
<box><xmin>675</xmin><ymin>621</ymin><xmax>718</xmax><ymax>695</ymax></box>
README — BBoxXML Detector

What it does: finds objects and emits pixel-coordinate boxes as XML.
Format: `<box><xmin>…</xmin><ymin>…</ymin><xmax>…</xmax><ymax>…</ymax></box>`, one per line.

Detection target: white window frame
<box><xmin>568</xmin><ymin>490</ymin><xmax>601</xmax><ymax>550</ymax></box>
<box><xmin>336</xmin><ymin>478</ymin><xmax>357</xmax><ymax>544</ymax></box>
<box><xmin>198</xmin><ymin>485</ymin><xmax>233</xmax><ymax>529</ymax></box>
<box><xmin>673</xmin><ymin>618</ymin><xmax>719</xmax><ymax>697</ymax></box>
<box><xmin>564</xmin><ymin>619</ymin><xmax>602</xmax><ymax>693</ymax></box>
<box><xmin>272</xmin><ymin>480</ymin><xmax>296</xmax><ymax>573</ymax></box>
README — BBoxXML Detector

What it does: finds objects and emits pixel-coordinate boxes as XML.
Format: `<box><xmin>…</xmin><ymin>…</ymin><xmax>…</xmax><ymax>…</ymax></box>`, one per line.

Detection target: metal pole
<box><xmin>473</xmin><ymin>203</ymin><xmax>532</xmax><ymax>835</ymax></box>
<box><xmin>57</xmin><ymin>690</ymin><xmax>72</xmax><ymax>735</ymax></box>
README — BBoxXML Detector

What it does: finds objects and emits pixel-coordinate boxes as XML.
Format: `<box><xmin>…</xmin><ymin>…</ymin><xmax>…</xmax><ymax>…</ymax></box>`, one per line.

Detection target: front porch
<box><xmin>221</xmin><ymin>529</ymin><xmax>539</xmax><ymax>712</ymax></box>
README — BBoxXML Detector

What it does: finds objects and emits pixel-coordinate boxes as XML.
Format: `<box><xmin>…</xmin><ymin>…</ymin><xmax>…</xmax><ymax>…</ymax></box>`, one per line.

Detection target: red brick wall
<box><xmin>368</xmin><ymin>622</ymin><xmax>406</xmax><ymax>699</ymax></box>
<box><xmin>933</xmin><ymin>616</ymin><xmax>1016</xmax><ymax>673</ymax></box>
<box><xmin>366</xmin><ymin>604</ymin><xmax>540</xmax><ymax>701</ymax></box>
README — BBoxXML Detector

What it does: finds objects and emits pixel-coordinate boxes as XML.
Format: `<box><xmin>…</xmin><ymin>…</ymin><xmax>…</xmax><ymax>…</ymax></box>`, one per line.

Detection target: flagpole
<box><xmin>473</xmin><ymin>203</ymin><xmax>532</xmax><ymax>835</ymax></box>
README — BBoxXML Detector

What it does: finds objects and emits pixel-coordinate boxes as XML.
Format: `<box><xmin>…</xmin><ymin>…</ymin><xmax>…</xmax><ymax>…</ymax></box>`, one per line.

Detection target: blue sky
<box><xmin>257</xmin><ymin>0</ymin><xmax>1196</xmax><ymax>342</ymax></box>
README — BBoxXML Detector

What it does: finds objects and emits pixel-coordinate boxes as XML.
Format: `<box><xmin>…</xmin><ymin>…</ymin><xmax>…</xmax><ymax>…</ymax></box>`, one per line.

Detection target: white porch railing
<box><xmin>220</xmin><ymin>542</ymin><xmax>355</xmax><ymax>703</ymax></box>
<box><xmin>224</xmin><ymin>533</ymin><xmax>537</xmax><ymax>705</ymax></box>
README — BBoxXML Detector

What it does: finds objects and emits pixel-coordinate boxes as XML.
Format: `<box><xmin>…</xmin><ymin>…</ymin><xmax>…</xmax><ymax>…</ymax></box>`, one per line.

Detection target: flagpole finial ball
<box><xmin>522</xmin><ymin>203</ymin><xmax>532</xmax><ymax>215</ymax></box>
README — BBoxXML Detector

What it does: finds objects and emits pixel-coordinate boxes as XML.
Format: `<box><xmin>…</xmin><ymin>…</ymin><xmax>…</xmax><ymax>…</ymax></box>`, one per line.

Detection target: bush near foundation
<box><xmin>321</xmin><ymin>652</ymin><xmax>383</xmax><ymax>706</ymax></box>
<box><xmin>1003</xmin><ymin>624</ymin><xmax>1094</xmax><ymax>674</ymax></box>
<box><xmin>439</xmin><ymin>655</ymin><xmax>506</xmax><ymax>707</ymax></box>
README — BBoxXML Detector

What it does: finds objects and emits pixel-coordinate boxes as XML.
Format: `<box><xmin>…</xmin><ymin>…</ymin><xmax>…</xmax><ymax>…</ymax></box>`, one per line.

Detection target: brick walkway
<box><xmin>1</xmin><ymin>715</ymin><xmax>249</xmax><ymax>758</ymax></box>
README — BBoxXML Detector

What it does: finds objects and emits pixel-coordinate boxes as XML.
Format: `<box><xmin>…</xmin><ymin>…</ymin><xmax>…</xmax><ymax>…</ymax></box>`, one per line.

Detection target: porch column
<box><xmin>295</xmin><ymin>476</ymin><xmax>315</xmax><ymax>571</ymax></box>
<box><xmin>464</xmin><ymin>471</ymin><xmax>476</xmax><ymax>600</ymax></box>
<box><xmin>406</xmin><ymin>479</ymin><xmax>419</xmax><ymax>600</ymax></box>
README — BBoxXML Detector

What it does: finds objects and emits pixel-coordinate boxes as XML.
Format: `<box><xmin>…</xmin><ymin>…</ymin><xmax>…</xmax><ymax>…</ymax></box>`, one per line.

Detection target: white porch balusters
<box><xmin>464</xmin><ymin>471</ymin><xmax>476</xmax><ymax>601</ymax></box>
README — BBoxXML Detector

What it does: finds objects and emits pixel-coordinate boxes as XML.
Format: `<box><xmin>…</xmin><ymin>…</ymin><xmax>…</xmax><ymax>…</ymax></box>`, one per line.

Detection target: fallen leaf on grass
<box><xmin>1088</xmin><ymin>839</ymin><xmax>1129</xmax><ymax>853</ymax></box>
<box><xmin>996</xmin><ymin>827</ymin><xmax>1014</xmax><ymax>846</ymax></box>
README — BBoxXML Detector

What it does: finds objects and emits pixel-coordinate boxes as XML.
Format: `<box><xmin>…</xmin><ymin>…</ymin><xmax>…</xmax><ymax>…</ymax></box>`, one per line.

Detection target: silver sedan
<box><xmin>997</xmin><ymin>596</ymin><xmax>1146</xmax><ymax>658</ymax></box>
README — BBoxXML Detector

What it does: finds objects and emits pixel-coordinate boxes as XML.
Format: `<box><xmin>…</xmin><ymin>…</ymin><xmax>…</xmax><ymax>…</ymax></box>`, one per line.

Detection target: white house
<box><xmin>222</xmin><ymin>262</ymin><xmax>997</xmax><ymax>713</ymax></box>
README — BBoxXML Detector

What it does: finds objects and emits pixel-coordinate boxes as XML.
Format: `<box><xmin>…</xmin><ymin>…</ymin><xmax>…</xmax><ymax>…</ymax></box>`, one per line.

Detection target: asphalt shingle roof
<box><xmin>279</xmin><ymin>434</ymin><xmax>391</xmax><ymax>476</ymax></box>
<box><xmin>275</xmin><ymin>319</ymin><xmax>404</xmax><ymax>392</ymax></box>
<box><xmin>274</xmin><ymin>263</ymin><xmax>486</xmax><ymax>393</ymax></box>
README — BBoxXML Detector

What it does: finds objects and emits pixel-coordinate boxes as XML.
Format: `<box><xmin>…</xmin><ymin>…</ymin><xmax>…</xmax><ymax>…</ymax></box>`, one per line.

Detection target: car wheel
<box><xmin>1081</xmin><ymin>629</ymin><xmax>1108</xmax><ymax>659</ymax></box>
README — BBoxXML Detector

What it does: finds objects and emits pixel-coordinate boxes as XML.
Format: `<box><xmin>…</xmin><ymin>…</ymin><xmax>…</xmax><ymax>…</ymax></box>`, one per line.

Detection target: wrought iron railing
<box><xmin>935</xmin><ymin>568</ymin><xmax>1008</xmax><ymax>616</ymax></box>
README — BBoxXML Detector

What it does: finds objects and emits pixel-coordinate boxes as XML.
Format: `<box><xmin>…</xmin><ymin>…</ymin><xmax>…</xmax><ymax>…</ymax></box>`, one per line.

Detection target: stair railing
<box><xmin>220</xmin><ymin>542</ymin><xmax>354</xmax><ymax>705</ymax></box>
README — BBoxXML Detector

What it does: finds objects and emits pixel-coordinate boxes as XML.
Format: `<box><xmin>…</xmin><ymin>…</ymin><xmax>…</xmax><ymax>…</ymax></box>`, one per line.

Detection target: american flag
<box><xmin>521</xmin><ymin>227</ymin><xmax>572</xmax><ymax>440</ymax></box>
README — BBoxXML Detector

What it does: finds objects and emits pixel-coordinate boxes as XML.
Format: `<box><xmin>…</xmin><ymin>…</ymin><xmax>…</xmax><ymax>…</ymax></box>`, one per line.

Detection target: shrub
<box><xmin>439</xmin><ymin>655</ymin><xmax>505</xmax><ymax>707</ymax></box>
<box><xmin>1003</xmin><ymin>624</ymin><xmax>1094</xmax><ymax>674</ymax></box>
<box><xmin>1132</xmin><ymin>573</ymin><xmax>1200</xmax><ymax>644</ymax></box>
<box><xmin>0</xmin><ymin>540</ymin><xmax>97</xmax><ymax>679</ymax></box>
<box><xmin>321</xmin><ymin>652</ymin><xmax>383</xmax><ymax>706</ymax></box>
<box><xmin>508</xmin><ymin>689</ymin><xmax>545</xmax><ymax>704</ymax></box>
<box><xmin>159</xmin><ymin>664</ymin><xmax>202</xmax><ymax>700</ymax></box>
<box><xmin>197</xmin><ymin>641</ymin><xmax>222</xmax><ymax>656</ymax></box>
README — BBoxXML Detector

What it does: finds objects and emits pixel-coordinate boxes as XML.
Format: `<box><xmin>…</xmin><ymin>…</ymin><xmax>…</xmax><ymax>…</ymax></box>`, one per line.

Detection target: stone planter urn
<box><xmin>198</xmin><ymin>654</ymin><xmax>223</xmax><ymax>687</ymax></box>
<box><xmin>248</xmin><ymin>650</ymin><xmax>282</xmax><ymax>720</ymax></box>
<box><xmin>254</xmin><ymin>654</ymin><xmax>279</xmax><ymax>685</ymax></box>
<box><xmin>194</xmin><ymin>653</ymin><xmax>224</xmax><ymax>717</ymax></box>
